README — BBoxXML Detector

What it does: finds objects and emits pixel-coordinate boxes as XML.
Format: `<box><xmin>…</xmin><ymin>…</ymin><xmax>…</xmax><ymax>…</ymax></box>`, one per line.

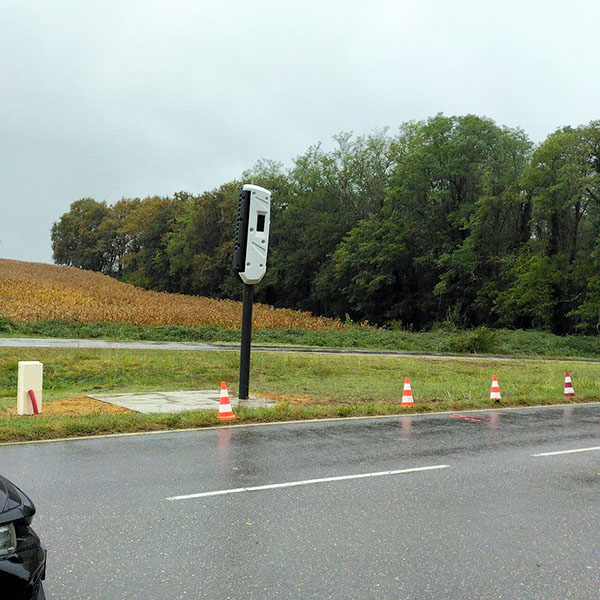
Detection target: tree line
<box><xmin>51</xmin><ymin>114</ymin><xmax>600</xmax><ymax>334</ymax></box>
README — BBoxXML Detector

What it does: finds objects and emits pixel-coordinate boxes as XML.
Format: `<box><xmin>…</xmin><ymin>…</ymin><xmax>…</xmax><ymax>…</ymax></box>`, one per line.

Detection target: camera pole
<box><xmin>238</xmin><ymin>283</ymin><xmax>254</xmax><ymax>400</ymax></box>
<box><xmin>233</xmin><ymin>184</ymin><xmax>271</xmax><ymax>403</ymax></box>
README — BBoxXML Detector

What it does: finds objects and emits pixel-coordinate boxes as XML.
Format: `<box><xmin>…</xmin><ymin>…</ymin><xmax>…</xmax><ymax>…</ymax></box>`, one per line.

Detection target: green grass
<box><xmin>1</xmin><ymin>347</ymin><xmax>599</xmax><ymax>443</ymax></box>
<box><xmin>0</xmin><ymin>317</ymin><xmax>599</xmax><ymax>358</ymax></box>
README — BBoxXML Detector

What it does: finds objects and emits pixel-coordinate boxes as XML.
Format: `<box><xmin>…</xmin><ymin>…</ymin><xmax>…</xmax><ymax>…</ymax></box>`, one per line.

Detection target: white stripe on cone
<box><xmin>564</xmin><ymin>371</ymin><xmax>575</xmax><ymax>396</ymax></box>
<box><xmin>218</xmin><ymin>382</ymin><xmax>236</xmax><ymax>419</ymax></box>
<box><xmin>490</xmin><ymin>376</ymin><xmax>501</xmax><ymax>401</ymax></box>
<box><xmin>402</xmin><ymin>377</ymin><xmax>414</xmax><ymax>406</ymax></box>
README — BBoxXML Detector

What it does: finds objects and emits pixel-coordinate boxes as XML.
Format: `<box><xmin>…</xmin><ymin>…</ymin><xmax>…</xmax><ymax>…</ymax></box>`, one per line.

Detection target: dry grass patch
<box><xmin>2</xmin><ymin>396</ymin><xmax>130</xmax><ymax>418</ymax></box>
<box><xmin>0</xmin><ymin>258</ymin><xmax>340</xmax><ymax>330</ymax></box>
<box><xmin>260</xmin><ymin>392</ymin><xmax>335</xmax><ymax>406</ymax></box>
<box><xmin>260</xmin><ymin>391</ymin><xmax>404</xmax><ymax>406</ymax></box>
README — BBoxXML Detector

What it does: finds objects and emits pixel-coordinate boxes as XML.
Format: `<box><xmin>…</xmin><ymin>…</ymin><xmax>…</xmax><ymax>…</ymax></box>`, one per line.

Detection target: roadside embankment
<box><xmin>1</xmin><ymin>348</ymin><xmax>598</xmax><ymax>443</ymax></box>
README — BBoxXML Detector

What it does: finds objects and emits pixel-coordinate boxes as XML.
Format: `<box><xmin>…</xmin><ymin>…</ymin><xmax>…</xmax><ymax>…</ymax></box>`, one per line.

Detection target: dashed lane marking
<box><xmin>532</xmin><ymin>446</ymin><xmax>600</xmax><ymax>457</ymax></box>
<box><xmin>167</xmin><ymin>464</ymin><xmax>450</xmax><ymax>501</ymax></box>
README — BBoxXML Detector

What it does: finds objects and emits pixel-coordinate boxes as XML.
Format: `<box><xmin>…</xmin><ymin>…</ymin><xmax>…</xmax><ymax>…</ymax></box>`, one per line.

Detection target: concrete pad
<box><xmin>88</xmin><ymin>390</ymin><xmax>275</xmax><ymax>414</ymax></box>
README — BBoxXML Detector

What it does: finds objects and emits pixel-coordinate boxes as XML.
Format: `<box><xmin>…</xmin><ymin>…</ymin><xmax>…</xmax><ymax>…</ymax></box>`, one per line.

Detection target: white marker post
<box><xmin>17</xmin><ymin>361</ymin><xmax>43</xmax><ymax>415</ymax></box>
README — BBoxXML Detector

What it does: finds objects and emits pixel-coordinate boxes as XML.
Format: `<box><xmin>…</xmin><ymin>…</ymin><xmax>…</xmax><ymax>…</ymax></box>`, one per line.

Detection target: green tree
<box><xmin>262</xmin><ymin>130</ymin><xmax>397</xmax><ymax>313</ymax></box>
<box><xmin>97</xmin><ymin>198</ymin><xmax>140</xmax><ymax>277</ymax></box>
<box><xmin>327</xmin><ymin>115</ymin><xmax>532</xmax><ymax>328</ymax></box>
<box><xmin>433</xmin><ymin>120</ymin><xmax>533</xmax><ymax>325</ymax></box>
<box><xmin>569</xmin><ymin>237</ymin><xmax>600</xmax><ymax>332</ymax></box>
<box><xmin>496</xmin><ymin>121</ymin><xmax>600</xmax><ymax>332</ymax></box>
<box><xmin>51</xmin><ymin>198</ymin><xmax>112</xmax><ymax>272</ymax></box>
<box><xmin>120</xmin><ymin>194</ymin><xmax>187</xmax><ymax>291</ymax></box>
<box><xmin>166</xmin><ymin>183</ymin><xmax>240</xmax><ymax>298</ymax></box>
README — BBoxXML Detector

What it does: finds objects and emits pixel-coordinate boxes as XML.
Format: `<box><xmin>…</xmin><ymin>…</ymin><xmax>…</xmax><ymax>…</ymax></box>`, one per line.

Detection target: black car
<box><xmin>0</xmin><ymin>475</ymin><xmax>46</xmax><ymax>599</ymax></box>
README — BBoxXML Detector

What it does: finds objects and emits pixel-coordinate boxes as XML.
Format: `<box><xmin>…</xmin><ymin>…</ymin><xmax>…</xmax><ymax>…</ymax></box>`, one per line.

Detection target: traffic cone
<box><xmin>218</xmin><ymin>381</ymin><xmax>236</xmax><ymax>420</ymax></box>
<box><xmin>564</xmin><ymin>372</ymin><xmax>575</xmax><ymax>398</ymax></box>
<box><xmin>402</xmin><ymin>377</ymin><xmax>414</xmax><ymax>407</ymax></box>
<box><xmin>489</xmin><ymin>375</ymin><xmax>501</xmax><ymax>402</ymax></box>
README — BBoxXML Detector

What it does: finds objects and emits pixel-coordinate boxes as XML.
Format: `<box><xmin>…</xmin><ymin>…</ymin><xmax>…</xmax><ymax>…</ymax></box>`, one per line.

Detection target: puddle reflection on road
<box><xmin>400</xmin><ymin>417</ymin><xmax>413</xmax><ymax>440</ymax></box>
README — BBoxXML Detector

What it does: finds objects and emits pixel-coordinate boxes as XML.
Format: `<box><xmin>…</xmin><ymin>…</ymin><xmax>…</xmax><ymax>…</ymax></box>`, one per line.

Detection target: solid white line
<box><xmin>3</xmin><ymin>401</ymin><xmax>599</xmax><ymax>447</ymax></box>
<box><xmin>533</xmin><ymin>446</ymin><xmax>600</xmax><ymax>457</ymax></box>
<box><xmin>166</xmin><ymin>464</ymin><xmax>450</xmax><ymax>501</ymax></box>
<box><xmin>0</xmin><ymin>412</ymin><xmax>424</xmax><ymax>447</ymax></box>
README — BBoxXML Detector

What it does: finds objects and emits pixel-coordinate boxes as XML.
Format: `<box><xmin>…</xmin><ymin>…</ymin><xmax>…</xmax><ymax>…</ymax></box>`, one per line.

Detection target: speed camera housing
<box><xmin>233</xmin><ymin>184</ymin><xmax>271</xmax><ymax>285</ymax></box>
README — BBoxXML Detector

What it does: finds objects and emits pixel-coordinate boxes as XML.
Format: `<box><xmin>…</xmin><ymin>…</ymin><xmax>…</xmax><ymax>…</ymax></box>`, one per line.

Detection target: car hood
<box><xmin>0</xmin><ymin>475</ymin><xmax>35</xmax><ymax>524</ymax></box>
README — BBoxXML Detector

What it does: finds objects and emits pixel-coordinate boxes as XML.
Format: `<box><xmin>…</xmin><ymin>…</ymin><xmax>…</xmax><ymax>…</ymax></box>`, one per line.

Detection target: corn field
<box><xmin>0</xmin><ymin>259</ymin><xmax>342</xmax><ymax>330</ymax></box>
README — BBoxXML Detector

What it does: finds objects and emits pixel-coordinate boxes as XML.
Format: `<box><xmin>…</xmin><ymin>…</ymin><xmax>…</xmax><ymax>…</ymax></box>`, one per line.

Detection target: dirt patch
<box><xmin>261</xmin><ymin>392</ymin><xmax>359</xmax><ymax>406</ymax></box>
<box><xmin>260</xmin><ymin>392</ymin><xmax>404</xmax><ymax>407</ymax></box>
<box><xmin>260</xmin><ymin>392</ymin><xmax>327</xmax><ymax>406</ymax></box>
<box><xmin>2</xmin><ymin>396</ymin><xmax>131</xmax><ymax>417</ymax></box>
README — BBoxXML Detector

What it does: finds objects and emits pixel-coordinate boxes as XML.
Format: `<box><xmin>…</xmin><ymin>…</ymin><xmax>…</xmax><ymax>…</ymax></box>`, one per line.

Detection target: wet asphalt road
<box><xmin>1</xmin><ymin>404</ymin><xmax>599</xmax><ymax>599</ymax></box>
<box><xmin>4</xmin><ymin>336</ymin><xmax>600</xmax><ymax>363</ymax></box>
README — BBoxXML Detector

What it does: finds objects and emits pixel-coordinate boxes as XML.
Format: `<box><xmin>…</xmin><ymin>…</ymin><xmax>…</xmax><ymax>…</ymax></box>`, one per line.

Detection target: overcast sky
<box><xmin>2</xmin><ymin>0</ymin><xmax>599</xmax><ymax>264</ymax></box>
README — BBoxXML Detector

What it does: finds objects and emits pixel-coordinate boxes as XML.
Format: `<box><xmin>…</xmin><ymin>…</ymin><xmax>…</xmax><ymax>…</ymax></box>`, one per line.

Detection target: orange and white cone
<box><xmin>564</xmin><ymin>372</ymin><xmax>575</xmax><ymax>397</ymax></box>
<box><xmin>489</xmin><ymin>375</ymin><xmax>501</xmax><ymax>402</ymax></box>
<box><xmin>402</xmin><ymin>377</ymin><xmax>414</xmax><ymax>407</ymax></box>
<box><xmin>218</xmin><ymin>381</ymin><xmax>236</xmax><ymax>420</ymax></box>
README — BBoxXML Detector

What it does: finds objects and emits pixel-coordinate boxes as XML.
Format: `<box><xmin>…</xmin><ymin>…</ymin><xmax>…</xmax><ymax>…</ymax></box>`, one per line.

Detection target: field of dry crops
<box><xmin>0</xmin><ymin>259</ymin><xmax>341</xmax><ymax>330</ymax></box>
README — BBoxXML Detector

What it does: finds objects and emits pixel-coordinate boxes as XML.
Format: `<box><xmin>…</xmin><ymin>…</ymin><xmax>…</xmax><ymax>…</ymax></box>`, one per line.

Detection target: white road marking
<box><xmin>166</xmin><ymin>464</ymin><xmax>450</xmax><ymax>501</ymax></box>
<box><xmin>533</xmin><ymin>446</ymin><xmax>600</xmax><ymax>457</ymax></box>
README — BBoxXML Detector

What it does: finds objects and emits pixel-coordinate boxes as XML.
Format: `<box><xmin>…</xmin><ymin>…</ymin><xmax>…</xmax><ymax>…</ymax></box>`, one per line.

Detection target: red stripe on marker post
<box><xmin>27</xmin><ymin>389</ymin><xmax>40</xmax><ymax>415</ymax></box>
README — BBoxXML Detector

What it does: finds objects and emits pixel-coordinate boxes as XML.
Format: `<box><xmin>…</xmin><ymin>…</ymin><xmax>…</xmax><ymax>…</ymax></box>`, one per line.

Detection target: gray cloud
<box><xmin>1</xmin><ymin>0</ymin><xmax>599</xmax><ymax>262</ymax></box>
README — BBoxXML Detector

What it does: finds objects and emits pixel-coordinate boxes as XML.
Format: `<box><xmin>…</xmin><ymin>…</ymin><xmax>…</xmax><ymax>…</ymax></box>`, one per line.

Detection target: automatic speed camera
<box><xmin>233</xmin><ymin>184</ymin><xmax>271</xmax><ymax>285</ymax></box>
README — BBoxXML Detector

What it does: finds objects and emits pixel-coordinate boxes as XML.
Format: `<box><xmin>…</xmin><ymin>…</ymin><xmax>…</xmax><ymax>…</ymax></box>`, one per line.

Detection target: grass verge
<box><xmin>1</xmin><ymin>347</ymin><xmax>599</xmax><ymax>443</ymax></box>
